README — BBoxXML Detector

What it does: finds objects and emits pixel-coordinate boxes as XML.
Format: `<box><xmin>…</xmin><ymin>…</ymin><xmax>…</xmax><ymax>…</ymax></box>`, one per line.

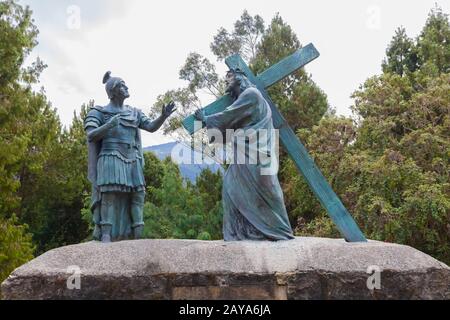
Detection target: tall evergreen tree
<box><xmin>0</xmin><ymin>0</ymin><xmax>45</xmax><ymax>215</ymax></box>
<box><xmin>382</xmin><ymin>27</ymin><xmax>419</xmax><ymax>76</ymax></box>
<box><xmin>416</xmin><ymin>6</ymin><xmax>450</xmax><ymax>74</ymax></box>
<box><xmin>251</xmin><ymin>14</ymin><xmax>329</xmax><ymax>132</ymax></box>
<box><xmin>0</xmin><ymin>0</ymin><xmax>46</xmax><ymax>280</ymax></box>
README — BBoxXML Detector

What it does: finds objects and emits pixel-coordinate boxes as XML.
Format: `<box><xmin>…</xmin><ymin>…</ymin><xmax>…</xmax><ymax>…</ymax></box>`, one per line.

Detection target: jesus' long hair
<box><xmin>227</xmin><ymin>68</ymin><xmax>255</xmax><ymax>99</ymax></box>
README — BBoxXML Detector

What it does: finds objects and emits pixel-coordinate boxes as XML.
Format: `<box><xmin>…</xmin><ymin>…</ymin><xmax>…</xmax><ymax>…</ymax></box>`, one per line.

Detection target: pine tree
<box><xmin>382</xmin><ymin>27</ymin><xmax>419</xmax><ymax>76</ymax></box>
<box><xmin>0</xmin><ymin>0</ymin><xmax>45</xmax><ymax>215</ymax></box>
<box><xmin>0</xmin><ymin>215</ymin><xmax>34</xmax><ymax>288</ymax></box>
<box><xmin>416</xmin><ymin>6</ymin><xmax>450</xmax><ymax>74</ymax></box>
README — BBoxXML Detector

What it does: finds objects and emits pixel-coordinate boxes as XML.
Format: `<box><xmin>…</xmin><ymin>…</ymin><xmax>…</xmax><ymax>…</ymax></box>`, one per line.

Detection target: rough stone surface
<box><xmin>1</xmin><ymin>237</ymin><xmax>449</xmax><ymax>300</ymax></box>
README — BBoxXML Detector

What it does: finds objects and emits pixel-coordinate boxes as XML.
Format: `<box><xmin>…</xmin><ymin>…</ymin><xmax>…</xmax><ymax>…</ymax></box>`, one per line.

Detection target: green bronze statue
<box><xmin>84</xmin><ymin>71</ymin><xmax>176</xmax><ymax>242</ymax></box>
<box><xmin>194</xmin><ymin>69</ymin><xmax>294</xmax><ymax>241</ymax></box>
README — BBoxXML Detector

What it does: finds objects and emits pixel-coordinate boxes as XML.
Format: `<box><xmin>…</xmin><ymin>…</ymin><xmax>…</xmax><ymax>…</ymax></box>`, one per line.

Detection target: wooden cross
<box><xmin>182</xmin><ymin>44</ymin><xmax>367</xmax><ymax>242</ymax></box>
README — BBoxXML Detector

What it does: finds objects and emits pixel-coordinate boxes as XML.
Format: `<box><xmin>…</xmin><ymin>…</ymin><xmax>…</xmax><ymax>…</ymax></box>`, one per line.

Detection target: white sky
<box><xmin>21</xmin><ymin>0</ymin><xmax>449</xmax><ymax>147</ymax></box>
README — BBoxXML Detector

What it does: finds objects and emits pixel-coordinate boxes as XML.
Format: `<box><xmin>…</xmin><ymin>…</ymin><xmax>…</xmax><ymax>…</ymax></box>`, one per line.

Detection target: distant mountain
<box><xmin>144</xmin><ymin>142</ymin><xmax>223</xmax><ymax>183</ymax></box>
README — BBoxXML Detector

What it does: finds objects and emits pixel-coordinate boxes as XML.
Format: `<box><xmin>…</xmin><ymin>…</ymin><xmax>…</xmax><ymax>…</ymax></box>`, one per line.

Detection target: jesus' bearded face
<box><xmin>225</xmin><ymin>71</ymin><xmax>240</xmax><ymax>97</ymax></box>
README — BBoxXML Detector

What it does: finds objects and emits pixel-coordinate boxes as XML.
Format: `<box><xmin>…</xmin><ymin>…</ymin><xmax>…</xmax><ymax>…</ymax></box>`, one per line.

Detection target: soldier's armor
<box><xmin>100</xmin><ymin>107</ymin><xmax>141</xmax><ymax>161</ymax></box>
<box><xmin>84</xmin><ymin>105</ymin><xmax>146</xmax><ymax>194</ymax></box>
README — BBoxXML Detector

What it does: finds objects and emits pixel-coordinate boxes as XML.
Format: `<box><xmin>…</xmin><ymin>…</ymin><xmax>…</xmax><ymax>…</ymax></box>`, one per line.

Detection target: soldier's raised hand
<box><xmin>162</xmin><ymin>101</ymin><xmax>177</xmax><ymax>118</ymax></box>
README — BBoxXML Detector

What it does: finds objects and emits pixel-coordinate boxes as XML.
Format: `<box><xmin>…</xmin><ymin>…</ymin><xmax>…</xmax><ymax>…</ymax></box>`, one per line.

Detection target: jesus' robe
<box><xmin>204</xmin><ymin>86</ymin><xmax>294</xmax><ymax>241</ymax></box>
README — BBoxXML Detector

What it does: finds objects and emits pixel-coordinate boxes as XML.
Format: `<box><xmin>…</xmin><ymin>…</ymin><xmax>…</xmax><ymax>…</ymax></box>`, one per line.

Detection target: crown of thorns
<box><xmin>227</xmin><ymin>68</ymin><xmax>246</xmax><ymax>76</ymax></box>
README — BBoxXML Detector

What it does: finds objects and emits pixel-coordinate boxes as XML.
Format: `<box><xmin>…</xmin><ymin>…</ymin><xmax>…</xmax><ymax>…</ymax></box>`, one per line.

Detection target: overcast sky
<box><xmin>22</xmin><ymin>0</ymin><xmax>449</xmax><ymax>147</ymax></box>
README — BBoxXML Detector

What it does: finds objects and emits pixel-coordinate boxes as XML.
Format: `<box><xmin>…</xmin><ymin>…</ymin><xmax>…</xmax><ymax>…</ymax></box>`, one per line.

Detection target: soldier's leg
<box><xmin>130</xmin><ymin>191</ymin><xmax>145</xmax><ymax>239</ymax></box>
<box><xmin>100</xmin><ymin>192</ymin><xmax>115</xmax><ymax>243</ymax></box>
<box><xmin>92</xmin><ymin>205</ymin><xmax>102</xmax><ymax>241</ymax></box>
<box><xmin>92</xmin><ymin>186</ymin><xmax>102</xmax><ymax>240</ymax></box>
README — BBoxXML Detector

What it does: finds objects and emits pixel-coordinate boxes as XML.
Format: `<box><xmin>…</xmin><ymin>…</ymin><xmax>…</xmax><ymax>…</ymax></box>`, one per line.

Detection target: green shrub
<box><xmin>0</xmin><ymin>215</ymin><xmax>35</xmax><ymax>287</ymax></box>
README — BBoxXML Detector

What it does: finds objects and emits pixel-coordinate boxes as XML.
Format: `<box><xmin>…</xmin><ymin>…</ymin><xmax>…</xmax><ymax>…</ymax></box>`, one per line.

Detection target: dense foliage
<box><xmin>142</xmin><ymin>152</ymin><xmax>223</xmax><ymax>240</ymax></box>
<box><xmin>0</xmin><ymin>0</ymin><xmax>96</xmax><ymax>287</ymax></box>
<box><xmin>284</xmin><ymin>6</ymin><xmax>450</xmax><ymax>263</ymax></box>
<box><xmin>0</xmin><ymin>215</ymin><xmax>34</xmax><ymax>286</ymax></box>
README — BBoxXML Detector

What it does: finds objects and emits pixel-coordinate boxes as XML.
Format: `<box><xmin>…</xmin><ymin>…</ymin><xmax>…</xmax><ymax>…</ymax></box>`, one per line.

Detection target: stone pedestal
<box><xmin>1</xmin><ymin>237</ymin><xmax>449</xmax><ymax>299</ymax></box>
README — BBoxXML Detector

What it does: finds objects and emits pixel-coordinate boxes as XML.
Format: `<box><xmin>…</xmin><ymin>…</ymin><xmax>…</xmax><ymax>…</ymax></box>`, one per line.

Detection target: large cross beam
<box><xmin>182</xmin><ymin>43</ymin><xmax>367</xmax><ymax>242</ymax></box>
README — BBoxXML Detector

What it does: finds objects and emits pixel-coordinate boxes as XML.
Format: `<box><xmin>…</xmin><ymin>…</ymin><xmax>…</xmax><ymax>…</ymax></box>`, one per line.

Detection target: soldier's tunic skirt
<box><xmin>96</xmin><ymin>151</ymin><xmax>145</xmax><ymax>193</ymax></box>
